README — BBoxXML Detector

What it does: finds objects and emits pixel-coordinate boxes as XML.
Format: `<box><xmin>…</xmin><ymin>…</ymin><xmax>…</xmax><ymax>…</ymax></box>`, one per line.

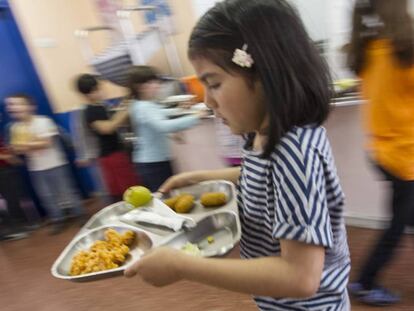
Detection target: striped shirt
<box><xmin>238</xmin><ymin>126</ymin><xmax>350</xmax><ymax>311</ymax></box>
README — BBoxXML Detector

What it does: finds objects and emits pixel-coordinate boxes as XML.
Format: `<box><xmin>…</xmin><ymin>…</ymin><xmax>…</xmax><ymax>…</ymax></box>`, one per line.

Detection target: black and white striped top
<box><xmin>238</xmin><ymin>126</ymin><xmax>350</xmax><ymax>311</ymax></box>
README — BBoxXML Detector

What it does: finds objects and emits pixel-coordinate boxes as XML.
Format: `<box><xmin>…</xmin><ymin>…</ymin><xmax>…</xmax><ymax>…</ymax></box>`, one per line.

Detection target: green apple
<box><xmin>123</xmin><ymin>186</ymin><xmax>152</xmax><ymax>207</ymax></box>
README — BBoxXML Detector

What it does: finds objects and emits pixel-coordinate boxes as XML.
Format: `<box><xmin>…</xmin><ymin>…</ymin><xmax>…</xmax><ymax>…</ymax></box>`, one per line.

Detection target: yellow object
<box><xmin>123</xmin><ymin>186</ymin><xmax>152</xmax><ymax>207</ymax></box>
<box><xmin>70</xmin><ymin>229</ymin><xmax>136</xmax><ymax>276</ymax></box>
<box><xmin>163</xmin><ymin>194</ymin><xmax>189</xmax><ymax>211</ymax></box>
<box><xmin>207</xmin><ymin>236</ymin><xmax>214</xmax><ymax>244</ymax></box>
<box><xmin>10</xmin><ymin>123</ymin><xmax>32</xmax><ymax>145</ymax></box>
<box><xmin>163</xmin><ymin>196</ymin><xmax>181</xmax><ymax>210</ymax></box>
<box><xmin>360</xmin><ymin>39</ymin><xmax>414</xmax><ymax>180</ymax></box>
<box><xmin>200</xmin><ymin>192</ymin><xmax>227</xmax><ymax>207</ymax></box>
<box><xmin>181</xmin><ymin>242</ymin><xmax>201</xmax><ymax>256</ymax></box>
<box><xmin>174</xmin><ymin>194</ymin><xmax>195</xmax><ymax>213</ymax></box>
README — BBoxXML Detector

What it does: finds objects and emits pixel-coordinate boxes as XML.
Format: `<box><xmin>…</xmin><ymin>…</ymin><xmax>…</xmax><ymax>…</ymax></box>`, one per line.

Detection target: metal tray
<box><xmin>53</xmin><ymin>181</ymin><xmax>240</xmax><ymax>282</ymax></box>
<box><xmin>51</xmin><ymin>225</ymin><xmax>152</xmax><ymax>282</ymax></box>
<box><xmin>160</xmin><ymin>94</ymin><xmax>196</xmax><ymax>105</ymax></box>
<box><xmin>161</xmin><ymin>211</ymin><xmax>241</xmax><ymax>257</ymax></box>
<box><xmin>162</xmin><ymin>181</ymin><xmax>235</xmax><ymax>215</ymax></box>
<box><xmin>82</xmin><ymin>202</ymin><xmax>132</xmax><ymax>231</ymax></box>
<box><xmin>119</xmin><ymin>198</ymin><xmax>196</xmax><ymax>237</ymax></box>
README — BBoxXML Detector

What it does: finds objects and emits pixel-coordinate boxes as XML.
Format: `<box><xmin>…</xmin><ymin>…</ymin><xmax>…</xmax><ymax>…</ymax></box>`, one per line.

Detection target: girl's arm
<box><xmin>125</xmin><ymin>239</ymin><xmax>325</xmax><ymax>298</ymax></box>
<box><xmin>158</xmin><ymin>167</ymin><xmax>241</xmax><ymax>193</ymax></box>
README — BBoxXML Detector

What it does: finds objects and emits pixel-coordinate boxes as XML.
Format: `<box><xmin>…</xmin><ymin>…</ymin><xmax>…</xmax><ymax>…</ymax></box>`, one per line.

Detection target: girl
<box><xmin>127</xmin><ymin>66</ymin><xmax>203</xmax><ymax>192</ymax></box>
<box><xmin>347</xmin><ymin>0</ymin><xmax>414</xmax><ymax>305</ymax></box>
<box><xmin>125</xmin><ymin>1</ymin><xmax>350</xmax><ymax>310</ymax></box>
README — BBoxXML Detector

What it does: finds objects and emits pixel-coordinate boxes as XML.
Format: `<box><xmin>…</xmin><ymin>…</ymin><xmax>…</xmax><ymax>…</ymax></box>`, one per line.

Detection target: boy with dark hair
<box><xmin>76</xmin><ymin>74</ymin><xmax>139</xmax><ymax>201</ymax></box>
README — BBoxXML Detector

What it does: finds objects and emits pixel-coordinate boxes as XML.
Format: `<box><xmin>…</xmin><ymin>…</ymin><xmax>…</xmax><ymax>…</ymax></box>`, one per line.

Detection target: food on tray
<box><xmin>174</xmin><ymin>194</ymin><xmax>195</xmax><ymax>213</ymax></box>
<box><xmin>123</xmin><ymin>186</ymin><xmax>152</xmax><ymax>207</ymax></box>
<box><xmin>164</xmin><ymin>193</ymin><xmax>194</xmax><ymax>213</ymax></box>
<box><xmin>200</xmin><ymin>192</ymin><xmax>227</xmax><ymax>207</ymax></box>
<box><xmin>69</xmin><ymin>229</ymin><xmax>136</xmax><ymax>276</ymax></box>
<box><xmin>181</xmin><ymin>242</ymin><xmax>201</xmax><ymax>256</ymax></box>
<box><xmin>207</xmin><ymin>236</ymin><xmax>215</xmax><ymax>244</ymax></box>
<box><xmin>163</xmin><ymin>195</ymin><xmax>182</xmax><ymax>209</ymax></box>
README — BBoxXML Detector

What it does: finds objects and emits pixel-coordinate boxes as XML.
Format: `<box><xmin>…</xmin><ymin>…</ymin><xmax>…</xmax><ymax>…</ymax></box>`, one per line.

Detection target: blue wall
<box><xmin>0</xmin><ymin>1</ymin><xmax>52</xmax><ymax>128</ymax></box>
<box><xmin>0</xmin><ymin>1</ymin><xmax>94</xmax><ymax>207</ymax></box>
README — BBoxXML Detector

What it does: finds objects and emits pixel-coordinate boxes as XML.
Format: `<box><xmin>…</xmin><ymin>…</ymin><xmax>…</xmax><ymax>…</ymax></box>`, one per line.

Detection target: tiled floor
<box><xmin>1</xmin><ymin>199</ymin><xmax>414</xmax><ymax>311</ymax></box>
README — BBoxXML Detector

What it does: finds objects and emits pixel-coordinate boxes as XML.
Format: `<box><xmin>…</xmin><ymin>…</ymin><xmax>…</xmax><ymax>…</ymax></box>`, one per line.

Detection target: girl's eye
<box><xmin>207</xmin><ymin>83</ymin><xmax>221</xmax><ymax>90</ymax></box>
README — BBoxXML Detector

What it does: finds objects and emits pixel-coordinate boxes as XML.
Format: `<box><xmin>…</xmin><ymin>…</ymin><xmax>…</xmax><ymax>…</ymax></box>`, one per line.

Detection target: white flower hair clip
<box><xmin>232</xmin><ymin>44</ymin><xmax>254</xmax><ymax>68</ymax></box>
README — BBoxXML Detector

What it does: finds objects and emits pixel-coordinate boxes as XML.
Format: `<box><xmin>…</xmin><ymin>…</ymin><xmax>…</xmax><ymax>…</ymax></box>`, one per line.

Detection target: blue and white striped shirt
<box><xmin>238</xmin><ymin>126</ymin><xmax>350</xmax><ymax>311</ymax></box>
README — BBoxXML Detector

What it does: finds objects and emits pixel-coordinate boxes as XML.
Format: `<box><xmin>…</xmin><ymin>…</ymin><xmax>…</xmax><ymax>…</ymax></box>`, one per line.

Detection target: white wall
<box><xmin>192</xmin><ymin>0</ymin><xmax>221</xmax><ymax>18</ymax></box>
<box><xmin>290</xmin><ymin>0</ymin><xmax>329</xmax><ymax>41</ymax></box>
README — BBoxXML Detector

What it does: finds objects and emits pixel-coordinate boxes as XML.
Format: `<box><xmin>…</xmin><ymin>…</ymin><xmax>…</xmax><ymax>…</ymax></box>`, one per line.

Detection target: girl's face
<box><xmin>191</xmin><ymin>57</ymin><xmax>267</xmax><ymax>135</ymax></box>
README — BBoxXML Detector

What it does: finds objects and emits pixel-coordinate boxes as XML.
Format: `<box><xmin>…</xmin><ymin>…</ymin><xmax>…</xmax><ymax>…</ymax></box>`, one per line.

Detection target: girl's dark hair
<box><xmin>127</xmin><ymin>65</ymin><xmax>159</xmax><ymax>99</ymax></box>
<box><xmin>188</xmin><ymin>0</ymin><xmax>332</xmax><ymax>158</ymax></box>
<box><xmin>347</xmin><ymin>0</ymin><xmax>414</xmax><ymax>74</ymax></box>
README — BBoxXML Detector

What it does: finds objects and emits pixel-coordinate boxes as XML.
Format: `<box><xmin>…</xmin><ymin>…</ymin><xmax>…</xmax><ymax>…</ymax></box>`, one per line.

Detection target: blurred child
<box><xmin>76</xmin><ymin>74</ymin><xmax>139</xmax><ymax>202</ymax></box>
<box><xmin>70</xmin><ymin>103</ymin><xmax>108</xmax><ymax>198</ymax></box>
<box><xmin>0</xmin><ymin>134</ymin><xmax>30</xmax><ymax>241</ymax></box>
<box><xmin>6</xmin><ymin>94</ymin><xmax>85</xmax><ymax>235</ymax></box>
<box><xmin>124</xmin><ymin>1</ymin><xmax>350</xmax><ymax>310</ymax></box>
<box><xmin>347</xmin><ymin>0</ymin><xmax>414</xmax><ymax>305</ymax></box>
<box><xmin>126</xmin><ymin>66</ymin><xmax>202</xmax><ymax>192</ymax></box>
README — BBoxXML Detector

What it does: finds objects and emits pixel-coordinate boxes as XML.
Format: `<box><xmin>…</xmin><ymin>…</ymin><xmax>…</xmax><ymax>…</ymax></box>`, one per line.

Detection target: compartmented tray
<box><xmin>82</xmin><ymin>202</ymin><xmax>132</xmax><ymax>232</ymax></box>
<box><xmin>161</xmin><ymin>180</ymin><xmax>235</xmax><ymax>215</ymax></box>
<box><xmin>51</xmin><ymin>225</ymin><xmax>152</xmax><ymax>282</ymax></box>
<box><xmin>52</xmin><ymin>180</ymin><xmax>240</xmax><ymax>282</ymax></box>
<box><xmin>161</xmin><ymin>211</ymin><xmax>241</xmax><ymax>257</ymax></box>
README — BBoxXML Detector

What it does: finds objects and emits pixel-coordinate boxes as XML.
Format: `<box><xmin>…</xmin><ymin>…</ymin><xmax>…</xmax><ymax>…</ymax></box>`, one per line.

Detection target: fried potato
<box><xmin>163</xmin><ymin>196</ymin><xmax>180</xmax><ymax>210</ymax></box>
<box><xmin>174</xmin><ymin>194</ymin><xmax>195</xmax><ymax>213</ymax></box>
<box><xmin>200</xmin><ymin>192</ymin><xmax>227</xmax><ymax>207</ymax></box>
<box><xmin>163</xmin><ymin>193</ymin><xmax>190</xmax><ymax>211</ymax></box>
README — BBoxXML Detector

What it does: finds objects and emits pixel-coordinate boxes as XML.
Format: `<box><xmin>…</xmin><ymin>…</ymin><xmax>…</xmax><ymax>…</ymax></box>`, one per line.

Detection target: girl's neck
<box><xmin>253</xmin><ymin>132</ymin><xmax>267</xmax><ymax>152</ymax></box>
<box><xmin>252</xmin><ymin>116</ymin><xmax>269</xmax><ymax>152</ymax></box>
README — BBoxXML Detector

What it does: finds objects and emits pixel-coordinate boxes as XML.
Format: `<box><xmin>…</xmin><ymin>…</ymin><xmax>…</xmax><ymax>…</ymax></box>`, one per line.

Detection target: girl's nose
<box><xmin>204</xmin><ymin>92</ymin><xmax>217</xmax><ymax>110</ymax></box>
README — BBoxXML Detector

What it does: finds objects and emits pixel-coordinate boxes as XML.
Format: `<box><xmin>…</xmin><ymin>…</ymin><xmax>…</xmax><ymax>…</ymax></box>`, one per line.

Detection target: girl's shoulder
<box><xmin>269</xmin><ymin>126</ymin><xmax>331</xmax><ymax>168</ymax></box>
<box><xmin>277</xmin><ymin>125</ymin><xmax>328</xmax><ymax>154</ymax></box>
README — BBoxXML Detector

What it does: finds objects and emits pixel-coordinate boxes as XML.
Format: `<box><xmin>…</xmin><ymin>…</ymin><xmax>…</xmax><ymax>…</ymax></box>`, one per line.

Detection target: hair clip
<box><xmin>232</xmin><ymin>44</ymin><xmax>254</xmax><ymax>68</ymax></box>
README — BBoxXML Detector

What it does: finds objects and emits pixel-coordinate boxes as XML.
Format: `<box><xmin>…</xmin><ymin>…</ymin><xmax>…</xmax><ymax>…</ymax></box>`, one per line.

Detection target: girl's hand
<box><xmin>124</xmin><ymin>247</ymin><xmax>185</xmax><ymax>287</ymax></box>
<box><xmin>158</xmin><ymin>171</ymin><xmax>205</xmax><ymax>194</ymax></box>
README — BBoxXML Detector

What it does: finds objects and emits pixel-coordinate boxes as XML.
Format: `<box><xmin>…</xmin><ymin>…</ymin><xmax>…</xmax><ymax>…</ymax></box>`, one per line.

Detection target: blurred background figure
<box><xmin>76</xmin><ymin>74</ymin><xmax>139</xmax><ymax>202</ymax></box>
<box><xmin>70</xmin><ymin>104</ymin><xmax>108</xmax><ymax>199</ymax></box>
<box><xmin>127</xmin><ymin>66</ymin><xmax>201</xmax><ymax>192</ymax></box>
<box><xmin>5</xmin><ymin>94</ymin><xmax>86</xmax><ymax>235</ymax></box>
<box><xmin>347</xmin><ymin>0</ymin><xmax>414</xmax><ymax>305</ymax></box>
<box><xmin>0</xmin><ymin>131</ymin><xmax>30</xmax><ymax>241</ymax></box>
